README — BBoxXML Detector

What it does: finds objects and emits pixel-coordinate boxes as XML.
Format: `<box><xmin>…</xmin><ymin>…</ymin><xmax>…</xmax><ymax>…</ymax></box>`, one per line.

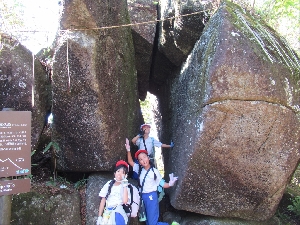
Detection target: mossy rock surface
<box><xmin>11</xmin><ymin>184</ymin><xmax>81</xmax><ymax>225</ymax></box>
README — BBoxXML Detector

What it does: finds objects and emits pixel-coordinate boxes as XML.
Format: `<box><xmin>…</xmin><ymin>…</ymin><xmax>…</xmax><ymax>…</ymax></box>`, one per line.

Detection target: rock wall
<box><xmin>0</xmin><ymin>33</ymin><xmax>51</xmax><ymax>150</ymax></box>
<box><xmin>159</xmin><ymin>1</ymin><xmax>300</xmax><ymax>221</ymax></box>
<box><xmin>11</xmin><ymin>189</ymin><xmax>81</xmax><ymax>225</ymax></box>
<box><xmin>128</xmin><ymin>0</ymin><xmax>157</xmax><ymax>101</ymax></box>
<box><xmin>52</xmin><ymin>0</ymin><xmax>140</xmax><ymax>172</ymax></box>
<box><xmin>2</xmin><ymin>0</ymin><xmax>300</xmax><ymax>223</ymax></box>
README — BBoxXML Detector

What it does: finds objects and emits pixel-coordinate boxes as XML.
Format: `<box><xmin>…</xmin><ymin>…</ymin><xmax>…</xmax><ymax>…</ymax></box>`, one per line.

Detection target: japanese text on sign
<box><xmin>0</xmin><ymin>111</ymin><xmax>31</xmax><ymax>178</ymax></box>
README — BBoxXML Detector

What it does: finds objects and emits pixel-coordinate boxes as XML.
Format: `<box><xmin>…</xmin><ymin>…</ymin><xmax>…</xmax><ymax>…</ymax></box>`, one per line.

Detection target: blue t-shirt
<box><xmin>136</xmin><ymin>137</ymin><xmax>162</xmax><ymax>156</ymax></box>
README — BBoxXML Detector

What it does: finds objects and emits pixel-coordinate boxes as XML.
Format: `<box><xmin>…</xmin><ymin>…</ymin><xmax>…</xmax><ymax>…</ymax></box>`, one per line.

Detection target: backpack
<box><xmin>126</xmin><ymin>183</ymin><xmax>140</xmax><ymax>217</ymax></box>
<box><xmin>157</xmin><ymin>179</ymin><xmax>165</xmax><ymax>202</ymax></box>
<box><xmin>105</xmin><ymin>180</ymin><xmax>140</xmax><ymax>217</ymax></box>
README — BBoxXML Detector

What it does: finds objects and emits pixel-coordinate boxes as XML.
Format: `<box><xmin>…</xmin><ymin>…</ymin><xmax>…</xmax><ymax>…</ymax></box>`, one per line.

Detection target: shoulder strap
<box><xmin>140</xmin><ymin>168</ymin><xmax>151</xmax><ymax>193</ymax></box>
<box><xmin>151</xmin><ymin>166</ymin><xmax>157</xmax><ymax>180</ymax></box>
<box><xmin>105</xmin><ymin>180</ymin><xmax>115</xmax><ymax>199</ymax></box>
<box><xmin>142</xmin><ymin>137</ymin><xmax>147</xmax><ymax>152</ymax></box>
<box><xmin>128</xmin><ymin>184</ymin><xmax>134</xmax><ymax>206</ymax></box>
<box><xmin>151</xmin><ymin>137</ymin><xmax>155</xmax><ymax>155</ymax></box>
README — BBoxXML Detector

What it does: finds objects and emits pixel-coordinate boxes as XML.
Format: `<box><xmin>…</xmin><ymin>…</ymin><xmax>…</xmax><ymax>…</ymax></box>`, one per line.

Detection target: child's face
<box><xmin>142</xmin><ymin>126</ymin><xmax>151</xmax><ymax>135</ymax></box>
<box><xmin>138</xmin><ymin>153</ymin><xmax>150</xmax><ymax>168</ymax></box>
<box><xmin>114</xmin><ymin>167</ymin><xmax>126</xmax><ymax>181</ymax></box>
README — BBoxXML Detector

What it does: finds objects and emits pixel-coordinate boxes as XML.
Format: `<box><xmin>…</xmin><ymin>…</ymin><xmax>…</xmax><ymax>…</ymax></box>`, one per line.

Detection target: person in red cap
<box><xmin>132</xmin><ymin>124</ymin><xmax>174</xmax><ymax>165</ymax></box>
<box><xmin>96</xmin><ymin>160</ymin><xmax>130</xmax><ymax>225</ymax></box>
<box><xmin>125</xmin><ymin>138</ymin><xmax>178</xmax><ymax>225</ymax></box>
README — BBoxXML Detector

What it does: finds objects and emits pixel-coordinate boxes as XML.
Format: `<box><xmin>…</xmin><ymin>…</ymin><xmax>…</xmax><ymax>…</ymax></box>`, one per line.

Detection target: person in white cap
<box><xmin>131</xmin><ymin>124</ymin><xmax>174</xmax><ymax>165</ymax></box>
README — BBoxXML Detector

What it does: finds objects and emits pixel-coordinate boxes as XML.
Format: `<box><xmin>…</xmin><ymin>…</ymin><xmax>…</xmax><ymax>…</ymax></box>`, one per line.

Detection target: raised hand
<box><xmin>169</xmin><ymin>173</ymin><xmax>178</xmax><ymax>186</ymax></box>
<box><xmin>121</xmin><ymin>175</ymin><xmax>129</xmax><ymax>187</ymax></box>
<box><xmin>125</xmin><ymin>138</ymin><xmax>130</xmax><ymax>152</ymax></box>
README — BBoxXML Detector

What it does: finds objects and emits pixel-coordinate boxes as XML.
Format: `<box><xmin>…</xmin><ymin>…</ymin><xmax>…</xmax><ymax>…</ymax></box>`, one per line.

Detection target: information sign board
<box><xmin>0</xmin><ymin>111</ymin><xmax>31</xmax><ymax>178</ymax></box>
<box><xmin>0</xmin><ymin>178</ymin><xmax>31</xmax><ymax>195</ymax></box>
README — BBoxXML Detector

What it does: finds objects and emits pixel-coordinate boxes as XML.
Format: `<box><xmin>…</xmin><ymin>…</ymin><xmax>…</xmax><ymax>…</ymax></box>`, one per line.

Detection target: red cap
<box><xmin>115</xmin><ymin>160</ymin><xmax>129</xmax><ymax>170</ymax></box>
<box><xmin>135</xmin><ymin>149</ymin><xmax>148</xmax><ymax>159</ymax></box>
<box><xmin>140</xmin><ymin>124</ymin><xmax>151</xmax><ymax>131</ymax></box>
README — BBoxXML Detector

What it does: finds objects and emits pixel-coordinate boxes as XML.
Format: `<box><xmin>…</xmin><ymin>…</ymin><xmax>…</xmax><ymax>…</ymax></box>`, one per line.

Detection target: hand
<box><xmin>96</xmin><ymin>216</ymin><xmax>102</xmax><ymax>225</ymax></box>
<box><xmin>121</xmin><ymin>177</ymin><xmax>129</xmax><ymax>187</ymax></box>
<box><xmin>169</xmin><ymin>173</ymin><xmax>178</xmax><ymax>186</ymax></box>
<box><xmin>125</xmin><ymin>138</ymin><xmax>130</xmax><ymax>152</ymax></box>
<box><xmin>170</xmin><ymin>141</ymin><xmax>174</xmax><ymax>148</ymax></box>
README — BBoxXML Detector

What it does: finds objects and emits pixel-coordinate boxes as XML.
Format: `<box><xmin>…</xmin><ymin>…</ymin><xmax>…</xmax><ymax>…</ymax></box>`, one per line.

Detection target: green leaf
<box><xmin>43</xmin><ymin>142</ymin><xmax>53</xmax><ymax>153</ymax></box>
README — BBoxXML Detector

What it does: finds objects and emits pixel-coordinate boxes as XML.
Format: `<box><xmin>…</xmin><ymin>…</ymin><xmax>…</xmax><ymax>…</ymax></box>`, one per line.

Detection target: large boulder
<box><xmin>11</xmin><ymin>188</ymin><xmax>81</xmax><ymax>225</ymax></box>
<box><xmin>163</xmin><ymin>211</ymin><xmax>281</xmax><ymax>225</ymax></box>
<box><xmin>52</xmin><ymin>0</ymin><xmax>140</xmax><ymax>172</ymax></box>
<box><xmin>149</xmin><ymin>0</ymin><xmax>217</xmax><ymax>96</ymax></box>
<box><xmin>0</xmin><ymin>33</ymin><xmax>51</xmax><ymax>150</ymax></box>
<box><xmin>128</xmin><ymin>0</ymin><xmax>157</xmax><ymax>100</ymax></box>
<box><xmin>158</xmin><ymin>0</ymin><xmax>215</xmax><ymax>66</ymax></box>
<box><xmin>162</xmin><ymin>1</ymin><xmax>300</xmax><ymax>221</ymax></box>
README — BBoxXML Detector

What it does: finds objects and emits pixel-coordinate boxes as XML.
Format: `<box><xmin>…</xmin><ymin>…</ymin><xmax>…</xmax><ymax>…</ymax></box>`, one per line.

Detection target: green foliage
<box><xmin>46</xmin><ymin>177</ymin><xmax>57</xmax><ymax>186</ymax></box>
<box><xmin>0</xmin><ymin>0</ymin><xmax>24</xmax><ymax>33</ymax></box>
<box><xmin>255</xmin><ymin>0</ymin><xmax>299</xmax><ymax>55</ymax></box>
<box><xmin>287</xmin><ymin>196</ymin><xmax>300</xmax><ymax>217</ymax></box>
<box><xmin>74</xmin><ymin>177</ymin><xmax>88</xmax><ymax>190</ymax></box>
<box><xmin>46</xmin><ymin>176</ymin><xmax>70</xmax><ymax>187</ymax></box>
<box><xmin>288</xmin><ymin>163</ymin><xmax>300</xmax><ymax>195</ymax></box>
<box><xmin>31</xmin><ymin>149</ymin><xmax>36</xmax><ymax>156</ymax></box>
<box><xmin>232</xmin><ymin>0</ymin><xmax>299</xmax><ymax>56</ymax></box>
<box><xmin>42</xmin><ymin>141</ymin><xmax>60</xmax><ymax>154</ymax></box>
<box><xmin>263</xmin><ymin>0</ymin><xmax>299</xmax><ymax>20</ymax></box>
<box><xmin>139</xmin><ymin>93</ymin><xmax>153</xmax><ymax>123</ymax></box>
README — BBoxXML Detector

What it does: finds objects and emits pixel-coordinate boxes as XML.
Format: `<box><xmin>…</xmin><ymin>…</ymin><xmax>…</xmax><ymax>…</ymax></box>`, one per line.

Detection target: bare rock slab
<box><xmin>167</xmin><ymin>1</ymin><xmax>300</xmax><ymax>221</ymax></box>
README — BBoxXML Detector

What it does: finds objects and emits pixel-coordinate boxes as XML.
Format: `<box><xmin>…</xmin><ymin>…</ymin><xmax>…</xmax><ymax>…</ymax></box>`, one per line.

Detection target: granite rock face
<box><xmin>158</xmin><ymin>0</ymin><xmax>214</xmax><ymax>66</ymax></box>
<box><xmin>0</xmin><ymin>33</ymin><xmax>51</xmax><ymax>150</ymax></box>
<box><xmin>150</xmin><ymin>0</ymin><xmax>216</xmax><ymax>96</ymax></box>
<box><xmin>128</xmin><ymin>0</ymin><xmax>157</xmax><ymax>100</ymax></box>
<box><xmin>11</xmin><ymin>190</ymin><xmax>81</xmax><ymax>225</ymax></box>
<box><xmin>52</xmin><ymin>0</ymin><xmax>140</xmax><ymax>172</ymax></box>
<box><xmin>162</xmin><ymin>1</ymin><xmax>300</xmax><ymax>221</ymax></box>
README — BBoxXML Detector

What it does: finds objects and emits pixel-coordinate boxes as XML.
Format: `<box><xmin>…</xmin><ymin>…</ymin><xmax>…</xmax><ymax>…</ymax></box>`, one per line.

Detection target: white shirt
<box><xmin>133</xmin><ymin>163</ymin><xmax>162</xmax><ymax>193</ymax></box>
<box><xmin>99</xmin><ymin>181</ymin><xmax>123</xmax><ymax>207</ymax></box>
<box><xmin>136</xmin><ymin>137</ymin><xmax>162</xmax><ymax>156</ymax></box>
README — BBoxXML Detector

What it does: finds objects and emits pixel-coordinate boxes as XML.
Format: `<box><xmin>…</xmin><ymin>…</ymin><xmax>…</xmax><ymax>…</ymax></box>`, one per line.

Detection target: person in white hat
<box><xmin>131</xmin><ymin>124</ymin><xmax>174</xmax><ymax>165</ymax></box>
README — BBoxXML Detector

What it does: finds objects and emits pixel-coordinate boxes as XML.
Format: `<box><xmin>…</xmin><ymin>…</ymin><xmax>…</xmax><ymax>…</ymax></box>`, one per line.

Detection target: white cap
<box><xmin>140</xmin><ymin>123</ymin><xmax>151</xmax><ymax>131</ymax></box>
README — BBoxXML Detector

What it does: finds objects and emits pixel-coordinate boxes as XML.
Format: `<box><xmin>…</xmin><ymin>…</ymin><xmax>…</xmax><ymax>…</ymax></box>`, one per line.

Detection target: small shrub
<box><xmin>74</xmin><ymin>177</ymin><xmax>87</xmax><ymax>190</ymax></box>
<box><xmin>287</xmin><ymin>196</ymin><xmax>300</xmax><ymax>217</ymax></box>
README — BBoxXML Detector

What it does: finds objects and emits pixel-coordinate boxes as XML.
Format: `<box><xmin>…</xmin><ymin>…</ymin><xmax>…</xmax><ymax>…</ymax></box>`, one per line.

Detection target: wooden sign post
<box><xmin>0</xmin><ymin>110</ymin><xmax>31</xmax><ymax>225</ymax></box>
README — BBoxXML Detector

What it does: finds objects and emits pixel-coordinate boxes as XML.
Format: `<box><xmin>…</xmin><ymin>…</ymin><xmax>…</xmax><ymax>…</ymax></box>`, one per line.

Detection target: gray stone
<box><xmin>0</xmin><ymin>33</ymin><xmax>52</xmax><ymax>150</ymax></box>
<box><xmin>158</xmin><ymin>0</ymin><xmax>215</xmax><ymax>66</ymax></box>
<box><xmin>52</xmin><ymin>0</ymin><xmax>140</xmax><ymax>172</ymax></box>
<box><xmin>128</xmin><ymin>0</ymin><xmax>157</xmax><ymax>100</ymax></box>
<box><xmin>178</xmin><ymin>214</ymin><xmax>280</xmax><ymax>225</ymax></box>
<box><xmin>11</xmin><ymin>189</ymin><xmax>81</xmax><ymax>225</ymax></box>
<box><xmin>161</xmin><ymin>1</ymin><xmax>300</xmax><ymax>221</ymax></box>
